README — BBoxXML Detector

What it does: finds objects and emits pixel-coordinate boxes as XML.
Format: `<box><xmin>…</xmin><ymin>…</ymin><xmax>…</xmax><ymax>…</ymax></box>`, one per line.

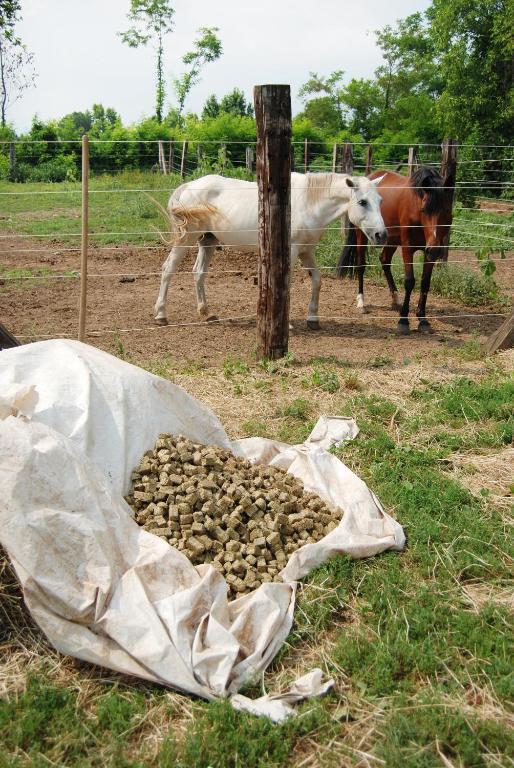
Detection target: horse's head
<box><xmin>346</xmin><ymin>176</ymin><xmax>387</xmax><ymax>246</ymax></box>
<box><xmin>411</xmin><ymin>167</ymin><xmax>452</xmax><ymax>261</ymax></box>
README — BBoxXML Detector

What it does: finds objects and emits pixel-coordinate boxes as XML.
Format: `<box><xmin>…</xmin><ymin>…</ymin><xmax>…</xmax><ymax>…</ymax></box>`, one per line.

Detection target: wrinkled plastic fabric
<box><xmin>0</xmin><ymin>341</ymin><xmax>405</xmax><ymax>721</ymax></box>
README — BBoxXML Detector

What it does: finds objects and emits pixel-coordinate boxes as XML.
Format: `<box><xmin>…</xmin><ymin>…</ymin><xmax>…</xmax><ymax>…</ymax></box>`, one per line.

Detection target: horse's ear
<box><xmin>345</xmin><ymin>177</ymin><xmax>355</xmax><ymax>188</ymax></box>
<box><xmin>371</xmin><ymin>174</ymin><xmax>386</xmax><ymax>187</ymax></box>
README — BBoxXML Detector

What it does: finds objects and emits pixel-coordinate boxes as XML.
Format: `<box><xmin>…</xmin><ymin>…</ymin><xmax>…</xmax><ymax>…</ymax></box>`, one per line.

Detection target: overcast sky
<box><xmin>9</xmin><ymin>0</ymin><xmax>431</xmax><ymax>132</ymax></box>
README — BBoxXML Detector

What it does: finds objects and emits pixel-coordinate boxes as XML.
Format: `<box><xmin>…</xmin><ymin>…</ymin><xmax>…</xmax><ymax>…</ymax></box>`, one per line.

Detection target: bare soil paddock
<box><xmin>0</xmin><ymin>236</ymin><xmax>512</xmax><ymax>365</ymax></box>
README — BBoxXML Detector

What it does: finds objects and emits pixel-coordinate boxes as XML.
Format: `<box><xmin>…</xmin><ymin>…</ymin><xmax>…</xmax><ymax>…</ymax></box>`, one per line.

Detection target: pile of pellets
<box><xmin>125</xmin><ymin>434</ymin><xmax>342</xmax><ymax>599</ymax></box>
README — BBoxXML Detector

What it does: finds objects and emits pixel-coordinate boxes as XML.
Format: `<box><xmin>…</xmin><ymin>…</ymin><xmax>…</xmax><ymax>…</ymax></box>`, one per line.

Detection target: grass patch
<box><xmin>1</xmin><ymin>355</ymin><xmax>512</xmax><ymax>767</ymax></box>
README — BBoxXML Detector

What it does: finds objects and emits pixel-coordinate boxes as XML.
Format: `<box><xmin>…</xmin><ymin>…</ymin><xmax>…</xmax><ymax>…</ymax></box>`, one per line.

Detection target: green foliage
<box><xmin>309</xmin><ymin>364</ymin><xmax>340</xmax><ymax>393</ymax></box>
<box><xmin>119</xmin><ymin>0</ymin><xmax>175</xmax><ymax>122</ymax></box>
<box><xmin>430</xmin><ymin>263</ymin><xmax>501</xmax><ymax>306</ymax></box>
<box><xmin>222</xmin><ymin>356</ymin><xmax>250</xmax><ymax>378</ymax></box>
<box><xmin>174</xmin><ymin>27</ymin><xmax>222</xmax><ymax>116</ymax></box>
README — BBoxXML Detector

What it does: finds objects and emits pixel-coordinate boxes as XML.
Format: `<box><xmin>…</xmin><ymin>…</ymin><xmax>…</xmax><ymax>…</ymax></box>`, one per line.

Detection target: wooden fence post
<box><xmin>342</xmin><ymin>142</ymin><xmax>353</xmax><ymax>175</ymax></box>
<box><xmin>332</xmin><ymin>143</ymin><xmax>338</xmax><ymax>173</ymax></box>
<box><xmin>158</xmin><ymin>140</ymin><xmax>168</xmax><ymax>175</ymax></box>
<box><xmin>304</xmin><ymin>137</ymin><xmax>309</xmax><ymax>173</ymax></box>
<box><xmin>408</xmin><ymin>146</ymin><xmax>419</xmax><ymax>177</ymax></box>
<box><xmin>180</xmin><ymin>140</ymin><xmax>188</xmax><ymax>179</ymax></box>
<box><xmin>78</xmin><ymin>134</ymin><xmax>89</xmax><ymax>342</ymax></box>
<box><xmin>365</xmin><ymin>144</ymin><xmax>373</xmax><ymax>175</ymax></box>
<box><xmin>245</xmin><ymin>145</ymin><xmax>254</xmax><ymax>172</ymax></box>
<box><xmin>254</xmin><ymin>84</ymin><xmax>292</xmax><ymax>360</ymax></box>
<box><xmin>168</xmin><ymin>141</ymin><xmax>175</xmax><ymax>173</ymax></box>
<box><xmin>0</xmin><ymin>322</ymin><xmax>20</xmax><ymax>349</ymax></box>
<box><xmin>440</xmin><ymin>138</ymin><xmax>458</xmax><ymax>262</ymax></box>
<box><xmin>483</xmin><ymin>310</ymin><xmax>514</xmax><ymax>355</ymax></box>
<box><xmin>8</xmin><ymin>142</ymin><xmax>16</xmax><ymax>181</ymax></box>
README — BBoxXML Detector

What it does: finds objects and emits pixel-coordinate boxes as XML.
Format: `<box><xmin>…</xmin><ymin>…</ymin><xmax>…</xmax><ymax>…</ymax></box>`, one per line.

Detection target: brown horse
<box><xmin>337</xmin><ymin>167</ymin><xmax>453</xmax><ymax>334</ymax></box>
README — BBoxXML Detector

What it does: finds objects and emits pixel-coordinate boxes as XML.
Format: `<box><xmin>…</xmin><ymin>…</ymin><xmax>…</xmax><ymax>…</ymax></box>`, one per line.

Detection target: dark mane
<box><xmin>410</xmin><ymin>166</ymin><xmax>444</xmax><ymax>215</ymax></box>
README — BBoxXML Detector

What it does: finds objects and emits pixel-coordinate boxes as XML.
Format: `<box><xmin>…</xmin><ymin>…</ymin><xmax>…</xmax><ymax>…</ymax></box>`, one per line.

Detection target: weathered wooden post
<box><xmin>483</xmin><ymin>311</ymin><xmax>514</xmax><ymax>355</ymax></box>
<box><xmin>440</xmin><ymin>138</ymin><xmax>458</xmax><ymax>262</ymax></box>
<box><xmin>245</xmin><ymin>145</ymin><xmax>254</xmax><ymax>172</ymax></box>
<box><xmin>365</xmin><ymin>144</ymin><xmax>373</xmax><ymax>175</ymax></box>
<box><xmin>254</xmin><ymin>84</ymin><xmax>292</xmax><ymax>360</ymax></box>
<box><xmin>168</xmin><ymin>140</ymin><xmax>175</xmax><ymax>173</ymax></box>
<box><xmin>8</xmin><ymin>142</ymin><xmax>16</xmax><ymax>181</ymax></box>
<box><xmin>408</xmin><ymin>146</ymin><xmax>419</xmax><ymax>177</ymax></box>
<box><xmin>180</xmin><ymin>140</ymin><xmax>188</xmax><ymax>179</ymax></box>
<box><xmin>342</xmin><ymin>142</ymin><xmax>354</xmax><ymax>175</ymax></box>
<box><xmin>304</xmin><ymin>137</ymin><xmax>309</xmax><ymax>173</ymax></box>
<box><xmin>158</xmin><ymin>140</ymin><xmax>168</xmax><ymax>175</ymax></box>
<box><xmin>78</xmin><ymin>134</ymin><xmax>89</xmax><ymax>342</ymax></box>
<box><xmin>0</xmin><ymin>322</ymin><xmax>20</xmax><ymax>349</ymax></box>
<box><xmin>332</xmin><ymin>143</ymin><xmax>338</xmax><ymax>173</ymax></box>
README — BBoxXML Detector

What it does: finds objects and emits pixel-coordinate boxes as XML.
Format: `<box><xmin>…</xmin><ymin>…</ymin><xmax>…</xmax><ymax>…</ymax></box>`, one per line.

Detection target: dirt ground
<box><xmin>1</xmin><ymin>236</ymin><xmax>512</xmax><ymax>365</ymax></box>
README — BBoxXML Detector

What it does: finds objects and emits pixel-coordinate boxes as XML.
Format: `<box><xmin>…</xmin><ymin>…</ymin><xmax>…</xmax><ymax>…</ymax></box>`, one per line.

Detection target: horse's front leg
<box><xmin>298</xmin><ymin>248</ymin><xmax>321</xmax><ymax>330</ymax></box>
<box><xmin>355</xmin><ymin>233</ymin><xmax>367</xmax><ymax>313</ymax></box>
<box><xmin>380</xmin><ymin>245</ymin><xmax>400</xmax><ymax>309</ymax></box>
<box><xmin>397</xmin><ymin>247</ymin><xmax>416</xmax><ymax>335</ymax></box>
<box><xmin>193</xmin><ymin>234</ymin><xmax>218</xmax><ymax>318</ymax></box>
<box><xmin>416</xmin><ymin>256</ymin><xmax>435</xmax><ymax>333</ymax></box>
<box><xmin>154</xmin><ymin>243</ymin><xmax>190</xmax><ymax>325</ymax></box>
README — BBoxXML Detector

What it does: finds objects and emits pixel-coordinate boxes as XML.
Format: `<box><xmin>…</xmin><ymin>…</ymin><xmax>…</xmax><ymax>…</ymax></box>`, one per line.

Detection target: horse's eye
<box><xmin>359</xmin><ymin>199</ymin><xmax>367</xmax><ymax>207</ymax></box>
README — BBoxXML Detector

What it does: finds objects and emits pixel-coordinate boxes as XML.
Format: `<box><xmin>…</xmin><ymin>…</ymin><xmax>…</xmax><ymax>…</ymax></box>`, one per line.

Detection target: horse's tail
<box><xmin>336</xmin><ymin>223</ymin><xmax>357</xmax><ymax>279</ymax></box>
<box><xmin>168</xmin><ymin>203</ymin><xmax>220</xmax><ymax>244</ymax></box>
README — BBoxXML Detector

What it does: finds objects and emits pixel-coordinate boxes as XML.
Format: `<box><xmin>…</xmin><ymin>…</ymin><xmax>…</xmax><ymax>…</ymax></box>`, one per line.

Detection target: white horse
<box><xmin>154</xmin><ymin>172</ymin><xmax>387</xmax><ymax>328</ymax></box>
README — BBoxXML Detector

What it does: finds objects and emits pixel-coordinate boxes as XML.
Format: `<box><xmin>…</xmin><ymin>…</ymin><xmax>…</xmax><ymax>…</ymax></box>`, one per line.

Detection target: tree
<box><xmin>202</xmin><ymin>94</ymin><xmax>219</xmax><ymax>119</ymax></box>
<box><xmin>427</xmin><ymin>0</ymin><xmax>513</xmax><ymax>141</ymax></box>
<box><xmin>0</xmin><ymin>0</ymin><xmax>36</xmax><ymax>127</ymax></box>
<box><xmin>119</xmin><ymin>0</ymin><xmax>175</xmax><ymax>123</ymax></box>
<box><xmin>173</xmin><ymin>27</ymin><xmax>222</xmax><ymax>115</ymax></box>
<box><xmin>219</xmin><ymin>88</ymin><xmax>253</xmax><ymax>117</ymax></box>
<box><xmin>202</xmin><ymin>89</ymin><xmax>253</xmax><ymax>120</ymax></box>
<box><xmin>339</xmin><ymin>79</ymin><xmax>384</xmax><ymax>139</ymax></box>
<box><xmin>298</xmin><ymin>70</ymin><xmax>345</xmax><ymax>127</ymax></box>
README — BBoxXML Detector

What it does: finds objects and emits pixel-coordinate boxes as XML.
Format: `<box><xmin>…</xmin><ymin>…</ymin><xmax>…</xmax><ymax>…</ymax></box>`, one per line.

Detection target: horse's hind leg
<box><xmin>416</xmin><ymin>256</ymin><xmax>435</xmax><ymax>333</ymax></box>
<box><xmin>298</xmin><ymin>248</ymin><xmax>321</xmax><ymax>330</ymax></box>
<box><xmin>397</xmin><ymin>247</ymin><xmax>416</xmax><ymax>335</ymax></box>
<box><xmin>380</xmin><ymin>245</ymin><xmax>400</xmax><ymax>309</ymax></box>
<box><xmin>154</xmin><ymin>240</ymin><xmax>194</xmax><ymax>325</ymax></box>
<box><xmin>193</xmin><ymin>233</ymin><xmax>218</xmax><ymax>318</ymax></box>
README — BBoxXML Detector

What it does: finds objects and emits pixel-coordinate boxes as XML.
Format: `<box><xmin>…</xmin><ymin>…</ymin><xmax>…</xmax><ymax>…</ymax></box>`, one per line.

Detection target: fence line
<box><xmin>14</xmin><ymin>310</ymin><xmax>510</xmax><ymax>342</ymax></box>
<box><xmin>2</xmin><ymin>135</ymin><xmax>512</xmax><ymax>355</ymax></box>
<box><xmin>1</xmin><ymin>217</ymin><xmax>514</xmax><ymax>240</ymax></box>
<box><xmin>2</xmin><ymin>255</ymin><xmax>514</xmax><ymax>282</ymax></box>
<box><xmin>3</xmin><ymin>139</ymin><xmax>514</xmax><ymax>147</ymax></box>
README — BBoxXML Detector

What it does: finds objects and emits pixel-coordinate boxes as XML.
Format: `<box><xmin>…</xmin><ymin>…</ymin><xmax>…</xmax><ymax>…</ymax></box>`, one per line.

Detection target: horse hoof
<box><xmin>307</xmin><ymin>320</ymin><xmax>320</xmax><ymax>331</ymax></box>
<box><xmin>396</xmin><ymin>321</ymin><xmax>410</xmax><ymax>335</ymax></box>
<box><xmin>418</xmin><ymin>321</ymin><xmax>432</xmax><ymax>334</ymax></box>
<box><xmin>155</xmin><ymin>317</ymin><xmax>168</xmax><ymax>326</ymax></box>
<box><xmin>206</xmin><ymin>315</ymin><xmax>219</xmax><ymax>323</ymax></box>
<box><xmin>359</xmin><ymin>306</ymin><xmax>368</xmax><ymax>314</ymax></box>
<box><xmin>391</xmin><ymin>302</ymin><xmax>401</xmax><ymax>311</ymax></box>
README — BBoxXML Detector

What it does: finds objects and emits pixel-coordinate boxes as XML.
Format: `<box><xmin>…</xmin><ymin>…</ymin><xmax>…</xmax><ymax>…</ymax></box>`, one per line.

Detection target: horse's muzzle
<box><xmin>426</xmin><ymin>246</ymin><xmax>444</xmax><ymax>262</ymax></box>
<box><xmin>371</xmin><ymin>229</ymin><xmax>388</xmax><ymax>246</ymax></box>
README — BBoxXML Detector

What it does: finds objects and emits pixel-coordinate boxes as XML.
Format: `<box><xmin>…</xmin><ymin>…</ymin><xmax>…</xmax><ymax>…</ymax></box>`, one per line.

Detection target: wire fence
<box><xmin>1</xmin><ymin>138</ymin><xmax>512</xmax><ymax>348</ymax></box>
